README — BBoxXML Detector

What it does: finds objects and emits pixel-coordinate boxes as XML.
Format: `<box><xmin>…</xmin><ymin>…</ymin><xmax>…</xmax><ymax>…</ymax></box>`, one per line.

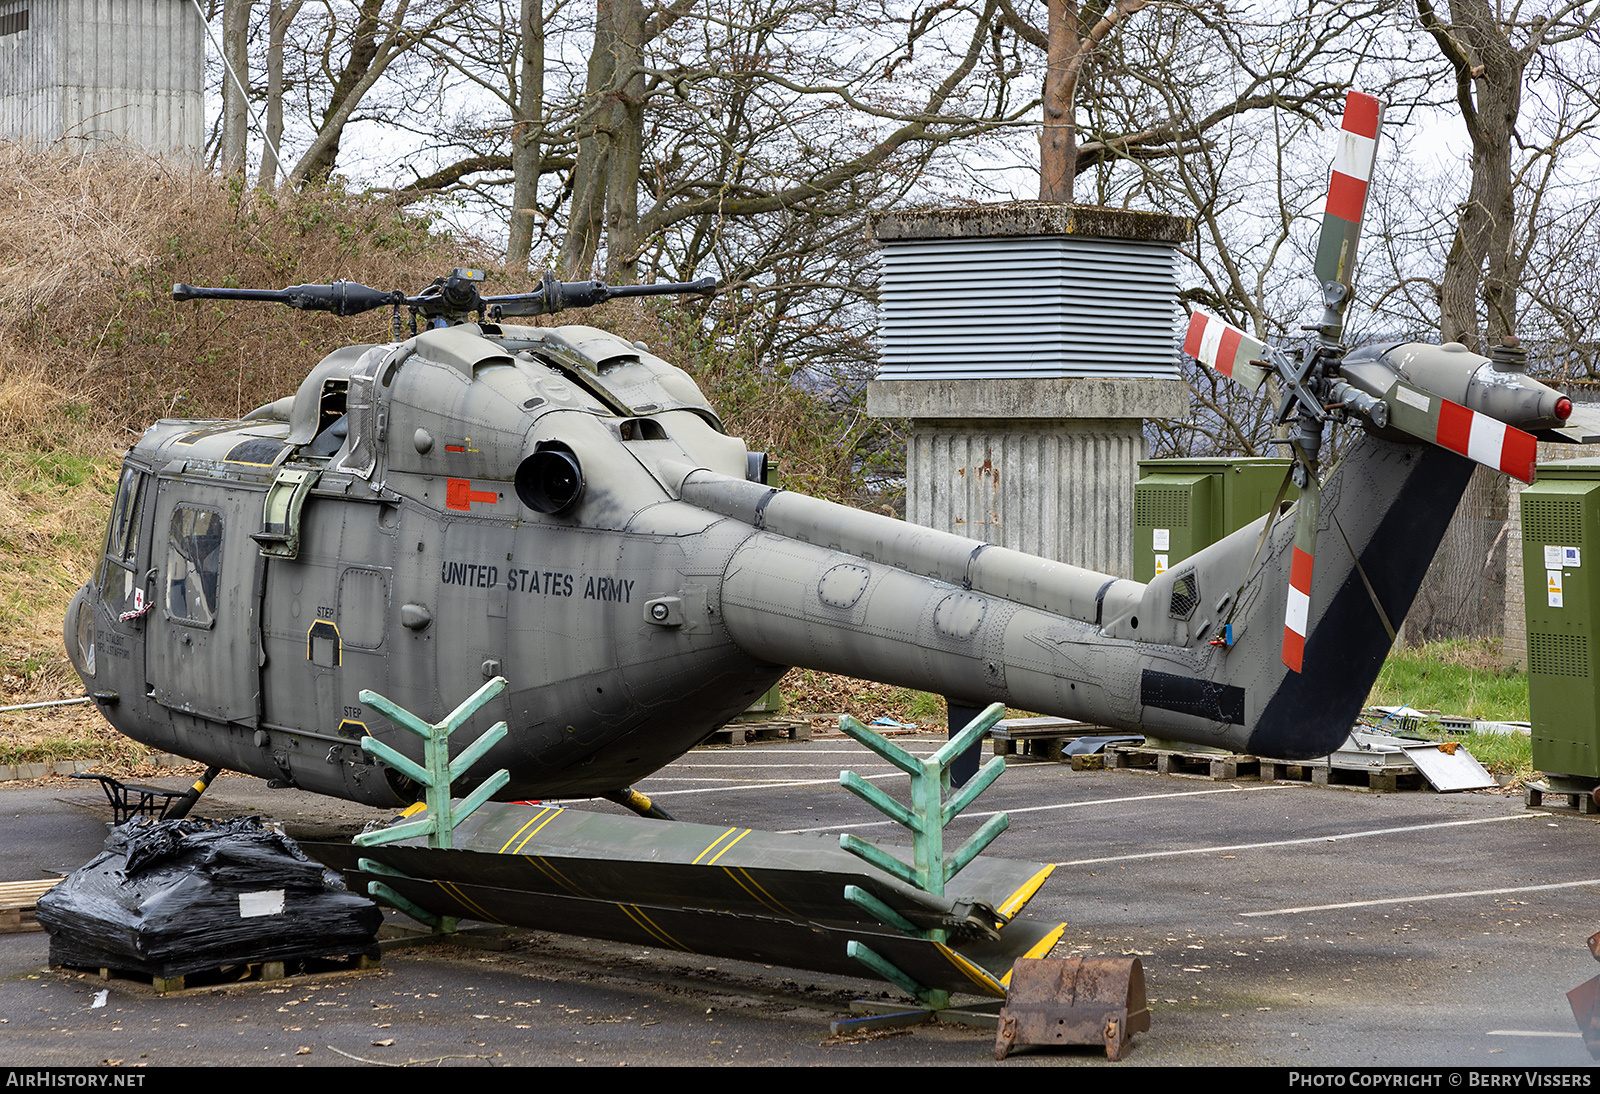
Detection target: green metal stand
<box><xmin>351</xmin><ymin>676</ymin><xmax>513</xmax><ymax>932</ymax></box>
<box><xmin>835</xmin><ymin>702</ymin><xmax>1010</xmax><ymax>1013</ymax></box>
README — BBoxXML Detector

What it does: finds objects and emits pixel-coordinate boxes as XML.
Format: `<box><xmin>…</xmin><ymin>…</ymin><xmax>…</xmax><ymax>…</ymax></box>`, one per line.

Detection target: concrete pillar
<box><xmin>868</xmin><ymin>381</ymin><xmax>1187</xmax><ymax>576</ymax></box>
<box><xmin>2</xmin><ymin>0</ymin><xmax>204</xmax><ymax>156</ymax></box>
<box><xmin>867</xmin><ymin>204</ymin><xmax>1193</xmax><ymax>578</ymax></box>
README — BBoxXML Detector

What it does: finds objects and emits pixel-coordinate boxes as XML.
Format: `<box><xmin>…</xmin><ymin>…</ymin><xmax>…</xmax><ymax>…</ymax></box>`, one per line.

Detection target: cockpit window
<box><xmin>166</xmin><ymin>506</ymin><xmax>223</xmax><ymax>626</ymax></box>
<box><xmin>105</xmin><ymin>466</ymin><xmax>145</xmax><ymax>565</ymax></box>
<box><xmin>98</xmin><ymin>468</ymin><xmax>149</xmax><ymax>616</ymax></box>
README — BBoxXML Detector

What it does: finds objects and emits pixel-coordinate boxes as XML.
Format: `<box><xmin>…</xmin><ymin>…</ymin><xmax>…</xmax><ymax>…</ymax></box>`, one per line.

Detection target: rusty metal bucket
<box><xmin>994</xmin><ymin>955</ymin><xmax>1150</xmax><ymax>1060</ymax></box>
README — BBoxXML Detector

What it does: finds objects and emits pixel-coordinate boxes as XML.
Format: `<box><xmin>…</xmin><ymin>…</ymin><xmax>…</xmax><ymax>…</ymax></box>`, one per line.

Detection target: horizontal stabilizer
<box><xmin>1537</xmin><ymin>403</ymin><xmax>1600</xmax><ymax>445</ymax></box>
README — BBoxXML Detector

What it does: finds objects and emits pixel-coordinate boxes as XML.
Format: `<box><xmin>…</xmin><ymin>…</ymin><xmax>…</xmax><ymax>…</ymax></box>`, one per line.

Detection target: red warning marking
<box><xmin>1325</xmin><ymin>171</ymin><xmax>1368</xmax><ymax>224</ymax></box>
<box><xmin>1288</xmin><ymin>546</ymin><xmax>1314</xmax><ymax>595</ymax></box>
<box><xmin>1341</xmin><ymin>91</ymin><xmax>1382</xmax><ymax>140</ymax></box>
<box><xmin>1281</xmin><ymin>626</ymin><xmax>1305</xmax><ymax>674</ymax></box>
<box><xmin>445</xmin><ymin>444</ymin><xmax>466</xmax><ymax>453</ymax></box>
<box><xmin>446</xmin><ymin>478</ymin><xmax>498</xmax><ymax>511</ymax></box>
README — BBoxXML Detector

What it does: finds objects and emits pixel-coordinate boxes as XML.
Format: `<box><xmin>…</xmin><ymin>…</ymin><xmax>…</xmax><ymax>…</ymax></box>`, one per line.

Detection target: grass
<box><xmin>1362</xmin><ymin>639</ymin><xmax>1533</xmax><ymax>784</ymax></box>
<box><xmin>0</xmin><ymin>372</ymin><xmax>139</xmax><ymax>771</ymax></box>
<box><xmin>1365</xmin><ymin>639</ymin><xmax>1528</xmax><ymax>722</ymax></box>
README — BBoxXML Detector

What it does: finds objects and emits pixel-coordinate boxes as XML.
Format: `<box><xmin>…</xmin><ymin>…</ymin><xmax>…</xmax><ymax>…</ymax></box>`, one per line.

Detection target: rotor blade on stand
<box><xmin>1281</xmin><ymin>472</ymin><xmax>1320</xmax><ymax>674</ymax></box>
<box><xmin>1182</xmin><ymin>309</ymin><xmax>1269</xmax><ymax>393</ymax></box>
<box><xmin>1314</xmin><ymin>91</ymin><xmax>1384</xmax><ymax>326</ymax></box>
<box><xmin>1382</xmin><ymin>382</ymin><xmax>1538</xmax><ymax>483</ymax></box>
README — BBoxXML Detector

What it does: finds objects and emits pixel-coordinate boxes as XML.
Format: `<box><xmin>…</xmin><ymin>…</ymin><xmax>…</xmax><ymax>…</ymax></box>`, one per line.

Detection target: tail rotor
<box><xmin>1181</xmin><ymin>89</ymin><xmax>1542</xmax><ymax>674</ymax></box>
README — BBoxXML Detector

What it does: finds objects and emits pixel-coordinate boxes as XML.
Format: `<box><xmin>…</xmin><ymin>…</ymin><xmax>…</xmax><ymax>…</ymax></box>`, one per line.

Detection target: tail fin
<box><xmin>1208</xmin><ymin>435</ymin><xmax>1474</xmax><ymax>759</ymax></box>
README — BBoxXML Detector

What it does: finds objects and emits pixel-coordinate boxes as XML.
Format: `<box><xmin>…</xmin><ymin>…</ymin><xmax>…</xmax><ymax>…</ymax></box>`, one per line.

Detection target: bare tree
<box><xmin>220</xmin><ymin>0</ymin><xmax>252</xmax><ymax>177</ymax></box>
<box><xmin>994</xmin><ymin>0</ymin><xmax>1149</xmax><ymax>201</ymax></box>
<box><xmin>1417</xmin><ymin>0</ymin><xmax>1600</xmax><ymax>350</ymax></box>
<box><xmin>283</xmin><ymin>0</ymin><xmax>461</xmax><ymax>186</ymax></box>
<box><xmin>257</xmin><ymin>0</ymin><xmax>305</xmax><ymax>187</ymax></box>
<box><xmin>548</xmin><ymin>0</ymin><xmax>1029</xmax><ymax>283</ymax></box>
<box><xmin>508</xmin><ymin>0</ymin><xmax>547</xmax><ymax>269</ymax></box>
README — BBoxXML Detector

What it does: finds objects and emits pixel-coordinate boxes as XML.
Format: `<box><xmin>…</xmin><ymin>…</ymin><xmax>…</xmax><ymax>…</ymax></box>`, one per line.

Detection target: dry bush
<box><xmin>0</xmin><ymin>144</ymin><xmax>476</xmax><ymax>429</ymax></box>
<box><xmin>0</xmin><ymin>146</ymin><xmax>887</xmax><ymax>770</ymax></box>
<box><xmin>0</xmin><ymin>146</ymin><xmax>865</xmax><ymax>500</ymax></box>
<box><xmin>0</xmin><ymin>147</ymin><xmax>479</xmax><ymax>743</ymax></box>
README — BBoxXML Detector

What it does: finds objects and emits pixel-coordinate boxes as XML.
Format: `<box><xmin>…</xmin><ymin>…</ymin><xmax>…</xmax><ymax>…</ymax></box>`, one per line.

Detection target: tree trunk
<box><xmin>1038</xmin><ymin>0</ymin><xmax>1079</xmax><ymax>202</ymax></box>
<box><xmin>507</xmin><ymin>0</ymin><xmax>546</xmax><ymax>269</ymax></box>
<box><xmin>220</xmin><ymin>0</ymin><xmax>251</xmax><ymax>177</ymax></box>
<box><xmin>602</xmin><ymin>0</ymin><xmax>646</xmax><ymax>284</ymax></box>
<box><xmin>557</xmin><ymin>0</ymin><xmax>620</xmax><ymax>278</ymax></box>
<box><xmin>1425</xmin><ymin>0</ymin><xmax>1525</xmax><ymax>350</ymax></box>
<box><xmin>257</xmin><ymin>0</ymin><xmax>301</xmax><ymax>188</ymax></box>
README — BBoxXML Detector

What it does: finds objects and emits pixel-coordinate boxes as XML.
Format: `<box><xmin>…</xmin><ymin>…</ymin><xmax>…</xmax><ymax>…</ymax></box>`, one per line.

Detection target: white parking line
<box><xmin>634</xmin><ymin>777</ymin><xmax>836</xmax><ymax>783</ymax></box>
<box><xmin>1486</xmin><ymin>1031</ymin><xmax>1584</xmax><ymax>1038</ymax></box>
<box><xmin>639</xmin><ymin>771</ymin><xmax>903</xmax><ymax>796</ymax></box>
<box><xmin>699</xmin><ymin>746</ymin><xmax>945</xmax><ymax>755</ymax></box>
<box><xmin>651</xmin><ymin>763</ymin><xmax>901</xmax><ymax>769</ymax></box>
<box><xmin>1054</xmin><ymin>812</ymin><xmax>1542</xmax><ymax>867</ymax></box>
<box><xmin>778</xmin><ymin>784</ymin><xmax>1298</xmax><ymax>834</ymax></box>
<box><xmin>1242</xmin><ymin>876</ymin><xmax>1600</xmax><ymax>916</ymax></box>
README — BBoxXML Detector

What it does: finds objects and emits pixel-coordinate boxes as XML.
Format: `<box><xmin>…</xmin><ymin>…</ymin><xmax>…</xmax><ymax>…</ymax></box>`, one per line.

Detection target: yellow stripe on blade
<box><xmin>934</xmin><ymin>942</ymin><xmax>1008</xmax><ymax>998</ymax></box>
<box><xmin>996</xmin><ymin>864</ymin><xmax>1055</xmax><ymax>919</ymax></box>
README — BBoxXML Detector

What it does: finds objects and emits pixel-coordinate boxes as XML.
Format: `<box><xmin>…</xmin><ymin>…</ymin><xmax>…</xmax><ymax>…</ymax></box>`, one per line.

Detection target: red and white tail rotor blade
<box><xmin>1384</xmin><ymin>382</ymin><xmax>1538</xmax><ymax>483</ymax></box>
<box><xmin>1182</xmin><ymin>309</ymin><xmax>1269</xmax><ymax>393</ymax></box>
<box><xmin>1281</xmin><ymin>475</ymin><xmax>1319</xmax><ymax>674</ymax></box>
<box><xmin>1315</xmin><ymin>91</ymin><xmax>1383</xmax><ymax>297</ymax></box>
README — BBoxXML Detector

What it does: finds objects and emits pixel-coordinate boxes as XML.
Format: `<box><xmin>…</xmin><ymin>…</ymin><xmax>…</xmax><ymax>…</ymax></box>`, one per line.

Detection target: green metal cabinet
<box><xmin>1134</xmin><ymin>458</ymin><xmax>1295</xmax><ymax>583</ymax></box>
<box><xmin>1520</xmin><ymin>460</ymin><xmax>1600</xmax><ymax>779</ymax></box>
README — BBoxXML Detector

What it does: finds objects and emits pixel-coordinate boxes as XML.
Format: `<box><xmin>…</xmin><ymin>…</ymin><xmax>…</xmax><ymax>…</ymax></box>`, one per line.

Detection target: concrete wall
<box><xmin>905</xmin><ymin>418</ymin><xmax>1147</xmax><ymax>576</ymax></box>
<box><xmin>1</xmin><ymin>0</ymin><xmax>203</xmax><ymax>155</ymax></box>
<box><xmin>870</xmin><ymin>374</ymin><xmax>1190</xmax><ymax>575</ymax></box>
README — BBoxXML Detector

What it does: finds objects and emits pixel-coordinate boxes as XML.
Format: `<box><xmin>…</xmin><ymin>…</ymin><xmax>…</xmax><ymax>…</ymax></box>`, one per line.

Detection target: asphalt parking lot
<box><xmin>1</xmin><ymin>732</ymin><xmax>1596</xmax><ymax>1067</ymax></box>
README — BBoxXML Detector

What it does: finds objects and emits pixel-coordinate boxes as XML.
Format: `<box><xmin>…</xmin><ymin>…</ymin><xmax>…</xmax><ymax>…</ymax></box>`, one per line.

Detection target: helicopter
<box><xmin>62</xmin><ymin>91</ymin><xmax>1597</xmax><ymax>814</ymax></box>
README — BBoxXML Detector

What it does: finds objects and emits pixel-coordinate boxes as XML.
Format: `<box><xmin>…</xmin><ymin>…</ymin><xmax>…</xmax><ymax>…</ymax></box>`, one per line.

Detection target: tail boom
<box><xmin>690</xmin><ymin>434</ymin><xmax>1476</xmax><ymax>762</ymax></box>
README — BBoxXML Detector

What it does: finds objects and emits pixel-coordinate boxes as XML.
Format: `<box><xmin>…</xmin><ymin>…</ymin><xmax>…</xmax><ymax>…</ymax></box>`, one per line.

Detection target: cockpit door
<box><xmin>145</xmin><ymin>479</ymin><xmax>260</xmax><ymax>723</ymax></box>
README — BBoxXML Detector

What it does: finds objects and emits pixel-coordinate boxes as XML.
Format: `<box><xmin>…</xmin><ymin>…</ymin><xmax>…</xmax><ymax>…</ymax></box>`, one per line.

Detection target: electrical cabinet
<box><xmin>1520</xmin><ymin>460</ymin><xmax>1600</xmax><ymax>778</ymax></box>
<box><xmin>1134</xmin><ymin>458</ymin><xmax>1295</xmax><ymax>583</ymax></box>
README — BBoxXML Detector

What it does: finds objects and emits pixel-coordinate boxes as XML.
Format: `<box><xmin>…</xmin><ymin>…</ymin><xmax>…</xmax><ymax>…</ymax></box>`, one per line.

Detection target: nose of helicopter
<box><xmin>64</xmin><ymin>582</ymin><xmax>95</xmax><ymax>680</ymax></box>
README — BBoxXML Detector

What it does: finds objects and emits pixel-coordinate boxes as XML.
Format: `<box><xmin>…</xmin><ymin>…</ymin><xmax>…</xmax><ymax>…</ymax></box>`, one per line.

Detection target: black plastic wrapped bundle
<box><xmin>37</xmin><ymin>817</ymin><xmax>380</xmax><ymax>979</ymax></box>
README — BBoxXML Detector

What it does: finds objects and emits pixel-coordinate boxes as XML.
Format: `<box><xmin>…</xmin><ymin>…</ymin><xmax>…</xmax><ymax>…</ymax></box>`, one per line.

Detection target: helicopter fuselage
<box><xmin>67</xmin><ymin>323</ymin><xmax>793</xmax><ymax>804</ymax></box>
<box><xmin>63</xmin><ymin>320</ymin><xmax>1541</xmax><ymax>809</ymax></box>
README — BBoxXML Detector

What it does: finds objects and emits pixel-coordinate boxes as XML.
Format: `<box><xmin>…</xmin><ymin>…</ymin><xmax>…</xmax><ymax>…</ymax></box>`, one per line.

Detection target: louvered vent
<box><xmin>1135</xmin><ymin>488</ymin><xmax>1190</xmax><ymax>529</ymax></box>
<box><xmin>1524</xmin><ymin>496</ymin><xmax>1584</xmax><ymax>546</ymax></box>
<box><xmin>877</xmin><ymin>235</ymin><xmax>1182</xmax><ymax>381</ymax></box>
<box><xmin>1529</xmin><ymin>632</ymin><xmax>1590</xmax><ymax>678</ymax></box>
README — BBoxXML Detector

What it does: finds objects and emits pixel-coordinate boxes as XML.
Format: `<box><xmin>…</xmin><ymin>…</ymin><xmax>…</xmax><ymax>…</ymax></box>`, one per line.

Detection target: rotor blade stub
<box><xmin>1183</xmin><ymin>310</ymin><xmax>1268</xmax><ymax>393</ymax></box>
<box><xmin>1386</xmin><ymin>383</ymin><xmax>1538</xmax><ymax>483</ymax></box>
<box><xmin>1315</xmin><ymin>91</ymin><xmax>1383</xmax><ymax>292</ymax></box>
<box><xmin>1281</xmin><ymin>478</ymin><xmax>1319</xmax><ymax>674</ymax></box>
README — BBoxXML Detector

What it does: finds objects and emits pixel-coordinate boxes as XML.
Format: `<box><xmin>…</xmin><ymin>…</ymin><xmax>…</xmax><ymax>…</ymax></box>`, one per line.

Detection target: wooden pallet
<box><xmin>1525</xmin><ymin>781</ymin><xmax>1600</xmax><ymax>815</ymax></box>
<box><xmin>1261</xmin><ymin>758</ymin><xmax>1423</xmax><ymax>792</ymax></box>
<box><xmin>0</xmin><ymin>877</ymin><xmax>61</xmax><ymax>934</ymax></box>
<box><xmin>1106</xmin><ymin>745</ymin><xmax>1261</xmax><ymax>781</ymax></box>
<box><xmin>68</xmin><ymin>951</ymin><xmax>381</xmax><ymax>995</ymax></box>
<box><xmin>1103</xmin><ymin>746</ymin><xmax>1421</xmax><ymax>791</ymax></box>
<box><xmin>704</xmin><ymin>717</ymin><xmax>813</xmax><ymax>745</ymax></box>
